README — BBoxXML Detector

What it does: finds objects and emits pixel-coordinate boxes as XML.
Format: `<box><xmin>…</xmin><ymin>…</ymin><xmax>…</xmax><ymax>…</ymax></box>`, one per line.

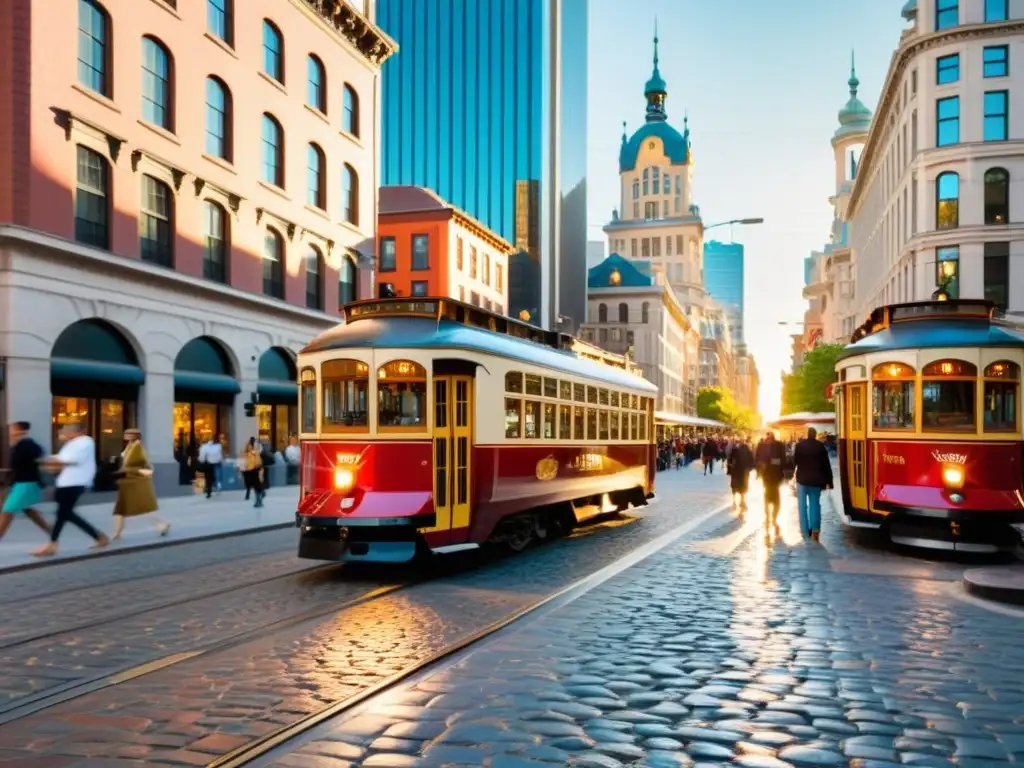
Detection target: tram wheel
<box><xmin>505</xmin><ymin>518</ymin><xmax>536</xmax><ymax>553</ymax></box>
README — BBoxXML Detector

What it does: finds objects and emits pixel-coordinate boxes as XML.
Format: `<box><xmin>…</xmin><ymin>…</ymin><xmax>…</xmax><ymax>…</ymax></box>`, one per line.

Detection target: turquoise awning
<box><xmin>51</xmin><ymin>358</ymin><xmax>145</xmax><ymax>385</ymax></box>
<box><xmin>174</xmin><ymin>371</ymin><xmax>241</xmax><ymax>394</ymax></box>
<box><xmin>257</xmin><ymin>380</ymin><xmax>298</xmax><ymax>400</ymax></box>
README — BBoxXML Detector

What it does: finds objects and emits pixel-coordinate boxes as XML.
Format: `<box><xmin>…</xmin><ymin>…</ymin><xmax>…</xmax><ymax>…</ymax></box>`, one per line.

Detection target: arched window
<box><xmin>261</xmin><ymin>113</ymin><xmax>283</xmax><ymax>187</ymax></box>
<box><xmin>307</xmin><ymin>54</ymin><xmax>326</xmax><ymax>112</ymax></box>
<box><xmin>985</xmin><ymin>167</ymin><xmax>1010</xmax><ymax>224</ymax></box>
<box><xmin>202</xmin><ymin>200</ymin><xmax>228</xmax><ymax>283</ymax></box>
<box><xmin>74</xmin><ymin>145</ymin><xmax>110</xmax><ymax>249</ymax></box>
<box><xmin>871</xmin><ymin>362</ymin><xmax>915</xmax><ymax>430</ymax></box>
<box><xmin>598</xmin><ymin>303</ymin><xmax>608</xmax><ymax>323</ymax></box>
<box><xmin>343</xmin><ymin>84</ymin><xmax>360</xmax><ymax>136</ymax></box>
<box><xmin>632</xmin><ymin>180</ymin><xmax>639</xmax><ymax>200</ymax></box>
<box><xmin>263</xmin><ymin>227</ymin><xmax>284</xmax><ymax>299</ymax></box>
<box><xmin>141</xmin><ymin>36</ymin><xmax>173</xmax><ymax>131</ymax></box>
<box><xmin>339</xmin><ymin>253</ymin><xmax>357</xmax><ymax>305</ymax></box>
<box><xmin>342</xmin><ymin>163</ymin><xmax>358</xmax><ymax>225</ymax></box>
<box><xmin>641</xmin><ymin>302</ymin><xmax>649</xmax><ymax>323</ymax></box>
<box><xmin>307</xmin><ymin>142</ymin><xmax>325</xmax><ymax>209</ymax></box>
<box><xmin>935</xmin><ymin>171</ymin><xmax>958</xmax><ymax>229</ymax></box>
<box><xmin>262</xmin><ymin>20</ymin><xmax>284</xmax><ymax>82</ymax></box>
<box><xmin>618</xmin><ymin>302</ymin><xmax>628</xmax><ymax>323</ymax></box>
<box><xmin>984</xmin><ymin>360</ymin><xmax>1019</xmax><ymax>432</ymax></box>
<box><xmin>205</xmin><ymin>76</ymin><xmax>231</xmax><ymax>160</ymax></box>
<box><xmin>139</xmin><ymin>174</ymin><xmax>173</xmax><ymax>266</ymax></box>
<box><xmin>78</xmin><ymin>0</ymin><xmax>111</xmax><ymax>96</ymax></box>
<box><xmin>305</xmin><ymin>245</ymin><xmax>324</xmax><ymax>310</ymax></box>
<box><xmin>652</xmin><ymin>167</ymin><xmax>660</xmax><ymax>190</ymax></box>
<box><xmin>377</xmin><ymin>360</ymin><xmax>427</xmax><ymax>430</ymax></box>
<box><xmin>922</xmin><ymin>359</ymin><xmax>977</xmax><ymax>431</ymax></box>
<box><xmin>642</xmin><ymin>168</ymin><xmax>649</xmax><ymax>196</ymax></box>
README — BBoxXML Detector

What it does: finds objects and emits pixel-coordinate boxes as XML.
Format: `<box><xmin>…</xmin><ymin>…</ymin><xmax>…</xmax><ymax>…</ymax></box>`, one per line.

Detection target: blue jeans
<box><xmin>797</xmin><ymin>484</ymin><xmax>822</xmax><ymax>537</ymax></box>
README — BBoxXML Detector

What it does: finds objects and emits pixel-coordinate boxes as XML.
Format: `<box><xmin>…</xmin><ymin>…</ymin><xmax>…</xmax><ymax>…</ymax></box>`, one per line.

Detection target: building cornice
<box><xmin>849</xmin><ymin>19</ymin><xmax>1024</xmax><ymax>217</ymax></box>
<box><xmin>0</xmin><ymin>225</ymin><xmax>340</xmax><ymax>327</ymax></box>
<box><xmin>293</xmin><ymin>0</ymin><xmax>397</xmax><ymax>67</ymax></box>
<box><xmin>603</xmin><ymin>215</ymin><xmax>702</xmax><ymax>232</ymax></box>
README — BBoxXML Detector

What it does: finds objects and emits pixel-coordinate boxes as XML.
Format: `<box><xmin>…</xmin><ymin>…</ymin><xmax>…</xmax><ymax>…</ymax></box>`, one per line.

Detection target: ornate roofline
<box><xmin>848</xmin><ymin>20</ymin><xmax>1024</xmax><ymax>216</ymax></box>
<box><xmin>296</xmin><ymin>0</ymin><xmax>397</xmax><ymax>66</ymax></box>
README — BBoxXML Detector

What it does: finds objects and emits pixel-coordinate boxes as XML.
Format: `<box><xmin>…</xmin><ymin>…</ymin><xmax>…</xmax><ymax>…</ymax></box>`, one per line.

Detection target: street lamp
<box><xmin>704</xmin><ymin>217</ymin><xmax>765</xmax><ymax>230</ymax></box>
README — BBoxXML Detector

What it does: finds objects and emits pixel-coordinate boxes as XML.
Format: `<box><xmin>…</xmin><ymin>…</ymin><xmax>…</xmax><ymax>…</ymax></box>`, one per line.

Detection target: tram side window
<box><xmin>321</xmin><ymin>359</ymin><xmax>369</xmax><ymax>431</ymax></box>
<box><xmin>543</xmin><ymin>404</ymin><xmax>556</xmax><ymax>438</ymax></box>
<box><xmin>524</xmin><ymin>401</ymin><xmax>540</xmax><ymax>438</ymax></box>
<box><xmin>506</xmin><ymin>371</ymin><xmax>523</xmax><ymax>393</ymax></box>
<box><xmin>871</xmin><ymin>363</ymin><xmax>915</xmax><ymax>430</ymax></box>
<box><xmin>377</xmin><ymin>360</ymin><xmax>427</xmax><ymax>429</ymax></box>
<box><xmin>559</xmin><ymin>404</ymin><xmax>571</xmax><ymax>438</ymax></box>
<box><xmin>610</xmin><ymin>411</ymin><xmax>620</xmax><ymax>440</ymax></box>
<box><xmin>300</xmin><ymin>368</ymin><xmax>317</xmax><ymax>432</ymax></box>
<box><xmin>505</xmin><ymin>398</ymin><xmax>521</xmax><ymax>437</ymax></box>
<box><xmin>586</xmin><ymin>408</ymin><xmax>597</xmax><ymax>440</ymax></box>
<box><xmin>984</xmin><ymin>361</ymin><xmax>1019</xmax><ymax>432</ymax></box>
<box><xmin>921</xmin><ymin>359</ymin><xmax>977</xmax><ymax>431</ymax></box>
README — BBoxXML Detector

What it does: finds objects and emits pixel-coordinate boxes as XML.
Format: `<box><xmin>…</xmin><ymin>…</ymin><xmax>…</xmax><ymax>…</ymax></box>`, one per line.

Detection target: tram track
<box><xmin>208</xmin><ymin>499</ymin><xmax>731</xmax><ymax>768</ymax></box>
<box><xmin>0</xmin><ymin>580</ymin><xmax>418</xmax><ymax>726</ymax></box>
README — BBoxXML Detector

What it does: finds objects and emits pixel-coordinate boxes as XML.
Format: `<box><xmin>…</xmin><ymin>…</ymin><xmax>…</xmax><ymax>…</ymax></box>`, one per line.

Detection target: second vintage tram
<box><xmin>294</xmin><ymin>297</ymin><xmax>658</xmax><ymax>563</ymax></box>
<box><xmin>834</xmin><ymin>299</ymin><xmax>1024</xmax><ymax>552</ymax></box>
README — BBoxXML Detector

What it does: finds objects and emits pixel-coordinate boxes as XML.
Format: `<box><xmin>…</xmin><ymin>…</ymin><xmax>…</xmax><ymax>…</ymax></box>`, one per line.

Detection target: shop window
<box><xmin>871</xmin><ymin>363</ymin><xmax>916</xmax><ymax>430</ymax></box>
<box><xmin>300</xmin><ymin>368</ymin><xmax>316</xmax><ymax>432</ymax></box>
<box><xmin>321</xmin><ymin>359</ymin><xmax>368</xmax><ymax>431</ymax></box>
<box><xmin>377</xmin><ymin>360</ymin><xmax>426</xmax><ymax>430</ymax></box>
<box><xmin>984</xmin><ymin>360</ymin><xmax>1018</xmax><ymax>431</ymax></box>
<box><xmin>922</xmin><ymin>359</ymin><xmax>977</xmax><ymax>431</ymax></box>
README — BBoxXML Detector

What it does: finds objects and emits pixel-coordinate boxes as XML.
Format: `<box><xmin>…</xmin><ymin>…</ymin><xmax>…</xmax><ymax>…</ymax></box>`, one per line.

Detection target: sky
<box><xmin>586</xmin><ymin>0</ymin><xmax>907</xmax><ymax>420</ymax></box>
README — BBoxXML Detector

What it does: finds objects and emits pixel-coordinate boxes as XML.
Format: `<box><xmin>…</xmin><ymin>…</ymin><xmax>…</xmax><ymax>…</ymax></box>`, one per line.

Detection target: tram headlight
<box><xmin>334</xmin><ymin>468</ymin><xmax>356</xmax><ymax>492</ymax></box>
<box><xmin>942</xmin><ymin>464</ymin><xmax>965</xmax><ymax>489</ymax></box>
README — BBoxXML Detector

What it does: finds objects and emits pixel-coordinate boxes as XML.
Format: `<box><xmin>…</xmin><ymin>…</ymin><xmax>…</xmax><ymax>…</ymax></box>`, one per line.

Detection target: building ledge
<box><xmin>802</xmin><ymin>279</ymin><xmax>833</xmax><ymax>299</ymax></box>
<box><xmin>295</xmin><ymin>0</ymin><xmax>397</xmax><ymax>66</ymax></box>
<box><xmin>0</xmin><ymin>225</ymin><xmax>342</xmax><ymax>326</ymax></box>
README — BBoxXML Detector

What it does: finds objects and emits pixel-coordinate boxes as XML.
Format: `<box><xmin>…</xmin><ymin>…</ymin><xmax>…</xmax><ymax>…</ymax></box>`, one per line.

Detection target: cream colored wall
<box><xmin>447</xmin><ymin>220</ymin><xmax>509</xmax><ymax>314</ymax></box>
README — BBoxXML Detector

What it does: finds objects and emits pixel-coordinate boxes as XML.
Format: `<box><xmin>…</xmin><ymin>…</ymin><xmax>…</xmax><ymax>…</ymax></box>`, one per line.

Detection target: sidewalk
<box><xmin>0</xmin><ymin>486</ymin><xmax>298</xmax><ymax>572</ymax></box>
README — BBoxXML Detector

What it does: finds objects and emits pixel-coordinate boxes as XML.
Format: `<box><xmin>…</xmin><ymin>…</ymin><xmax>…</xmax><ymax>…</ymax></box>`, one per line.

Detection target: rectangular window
<box><xmin>936</xmin><ymin>96</ymin><xmax>959</xmax><ymax>146</ymax></box>
<box><xmin>985</xmin><ymin>0</ymin><xmax>1008</xmax><ymax>21</ymax></box>
<box><xmin>74</xmin><ymin>145</ymin><xmax>110</xmax><ymax>249</ymax></box>
<box><xmin>631</xmin><ymin>239</ymin><xmax>638</xmax><ymax>258</ymax></box>
<box><xmin>936</xmin><ymin>54</ymin><xmax>959</xmax><ymax>84</ymax></box>
<box><xmin>524</xmin><ymin>401</ymin><xmax>539</xmax><ymax>438</ymax></box>
<box><xmin>504</xmin><ymin>399</ymin><xmax>520</xmax><ymax>438</ymax></box>
<box><xmin>300</xmin><ymin>369</ymin><xmax>316</xmax><ymax>433</ymax></box>
<box><xmin>936</xmin><ymin>245</ymin><xmax>960</xmax><ymax>298</ymax></box>
<box><xmin>202</xmin><ymin>202</ymin><xmax>227</xmax><ymax>283</ymax></box>
<box><xmin>470</xmin><ymin>247</ymin><xmax>478</xmax><ymax>278</ymax></box>
<box><xmin>873</xmin><ymin>381</ymin><xmax>915</xmax><ymax>429</ymax></box>
<box><xmin>495</xmin><ymin>263</ymin><xmax>504</xmax><ymax>294</ymax></box>
<box><xmin>558</xmin><ymin>404</ymin><xmax>570</xmax><ymax>439</ymax></box>
<box><xmin>139</xmin><ymin>175</ymin><xmax>173</xmax><ymax>267</ymax></box>
<box><xmin>470</xmin><ymin>291</ymin><xmax>479</xmax><ymax>306</ymax></box>
<box><xmin>482</xmin><ymin>253</ymin><xmax>490</xmax><ymax>286</ymax></box>
<box><xmin>572</xmin><ymin>406</ymin><xmax>584</xmax><ymax>440</ymax></box>
<box><xmin>542</xmin><ymin>404</ymin><xmax>555</xmax><ymax>439</ymax></box>
<box><xmin>78</xmin><ymin>0</ymin><xmax>109</xmax><ymax>95</ymax></box>
<box><xmin>641</xmin><ymin>238</ymin><xmax>650</xmax><ymax>258</ymax></box>
<box><xmin>411</xmin><ymin>234</ymin><xmax>429</xmax><ymax>270</ymax></box>
<box><xmin>379</xmin><ymin>237</ymin><xmax>396</xmax><ymax>271</ymax></box>
<box><xmin>456</xmin><ymin>237</ymin><xmax>463</xmax><ymax>270</ymax></box>
<box><xmin>208</xmin><ymin>0</ymin><xmax>232</xmax><ymax>45</ymax></box>
<box><xmin>984</xmin><ymin>46</ymin><xmax>1009</xmax><ymax>78</ymax></box>
<box><xmin>411</xmin><ymin>280</ymin><xmax>428</xmax><ymax>297</ymax></box>
<box><xmin>935</xmin><ymin>0</ymin><xmax>958</xmax><ymax>30</ymax></box>
<box><xmin>984</xmin><ymin>241</ymin><xmax>1010</xmax><ymax>311</ymax></box>
<box><xmin>652</xmin><ymin>238</ymin><xmax>661</xmax><ymax>257</ymax></box>
<box><xmin>984</xmin><ymin>91</ymin><xmax>1008</xmax><ymax>141</ymax></box>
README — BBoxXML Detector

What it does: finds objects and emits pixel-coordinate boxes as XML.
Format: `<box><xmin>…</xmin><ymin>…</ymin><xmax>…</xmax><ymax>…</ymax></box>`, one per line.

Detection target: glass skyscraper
<box><xmin>703</xmin><ymin>240</ymin><xmax>745</xmax><ymax>343</ymax></box>
<box><xmin>376</xmin><ymin>0</ymin><xmax>588</xmax><ymax>330</ymax></box>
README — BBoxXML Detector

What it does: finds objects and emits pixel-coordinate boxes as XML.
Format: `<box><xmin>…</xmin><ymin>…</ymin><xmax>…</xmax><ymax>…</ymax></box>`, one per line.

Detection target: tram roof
<box><xmin>838</xmin><ymin>299</ymin><xmax>1024</xmax><ymax>361</ymax></box>
<box><xmin>303</xmin><ymin>303</ymin><xmax>658</xmax><ymax>393</ymax></box>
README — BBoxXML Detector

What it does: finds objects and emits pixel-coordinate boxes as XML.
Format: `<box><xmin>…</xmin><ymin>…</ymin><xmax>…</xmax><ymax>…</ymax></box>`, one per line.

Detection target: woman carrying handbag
<box><xmin>112</xmin><ymin>428</ymin><xmax>169</xmax><ymax>540</ymax></box>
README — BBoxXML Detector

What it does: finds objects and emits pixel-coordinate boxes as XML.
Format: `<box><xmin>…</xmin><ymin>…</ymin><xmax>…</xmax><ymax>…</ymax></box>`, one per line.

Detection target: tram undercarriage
<box><xmin>842</xmin><ymin>505</ymin><xmax>1024</xmax><ymax>554</ymax></box>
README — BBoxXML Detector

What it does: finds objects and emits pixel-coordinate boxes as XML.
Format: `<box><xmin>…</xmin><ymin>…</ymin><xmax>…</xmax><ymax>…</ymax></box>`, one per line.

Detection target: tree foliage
<box><xmin>781</xmin><ymin>342</ymin><xmax>844</xmax><ymax>415</ymax></box>
<box><xmin>696</xmin><ymin>386</ymin><xmax>760</xmax><ymax>431</ymax></box>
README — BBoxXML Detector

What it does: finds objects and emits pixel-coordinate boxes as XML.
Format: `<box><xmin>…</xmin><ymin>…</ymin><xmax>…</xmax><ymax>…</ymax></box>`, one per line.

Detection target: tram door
<box><xmin>431</xmin><ymin>375</ymin><xmax>473</xmax><ymax>542</ymax></box>
<box><xmin>846</xmin><ymin>383</ymin><xmax>868</xmax><ymax>510</ymax></box>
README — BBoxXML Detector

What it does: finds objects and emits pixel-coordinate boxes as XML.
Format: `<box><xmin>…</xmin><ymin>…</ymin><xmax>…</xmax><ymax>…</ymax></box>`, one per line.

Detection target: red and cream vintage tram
<box><xmin>294</xmin><ymin>298</ymin><xmax>658</xmax><ymax>563</ymax></box>
<box><xmin>834</xmin><ymin>299</ymin><xmax>1024</xmax><ymax>552</ymax></box>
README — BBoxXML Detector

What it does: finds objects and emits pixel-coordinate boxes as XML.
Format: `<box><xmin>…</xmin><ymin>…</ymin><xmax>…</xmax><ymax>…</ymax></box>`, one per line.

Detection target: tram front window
<box><xmin>872</xmin><ymin>363</ymin><xmax>916</xmax><ymax>430</ymax></box>
<box><xmin>922</xmin><ymin>360</ymin><xmax>977</xmax><ymax>431</ymax></box>
<box><xmin>984</xmin><ymin>361</ymin><xmax>1019</xmax><ymax>432</ymax></box>
<box><xmin>322</xmin><ymin>359</ymin><xmax>369</xmax><ymax>430</ymax></box>
<box><xmin>377</xmin><ymin>360</ymin><xmax>427</xmax><ymax>429</ymax></box>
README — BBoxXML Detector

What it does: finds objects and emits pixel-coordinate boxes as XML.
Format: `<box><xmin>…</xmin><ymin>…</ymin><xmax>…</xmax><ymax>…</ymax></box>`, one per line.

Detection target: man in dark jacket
<box><xmin>755</xmin><ymin>431</ymin><xmax>787</xmax><ymax>517</ymax></box>
<box><xmin>793</xmin><ymin>427</ymin><xmax>834</xmax><ymax>541</ymax></box>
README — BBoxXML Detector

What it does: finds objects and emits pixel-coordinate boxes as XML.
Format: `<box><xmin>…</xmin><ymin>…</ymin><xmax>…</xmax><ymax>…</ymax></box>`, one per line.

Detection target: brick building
<box><xmin>0</xmin><ymin>0</ymin><xmax>393</xmax><ymax>493</ymax></box>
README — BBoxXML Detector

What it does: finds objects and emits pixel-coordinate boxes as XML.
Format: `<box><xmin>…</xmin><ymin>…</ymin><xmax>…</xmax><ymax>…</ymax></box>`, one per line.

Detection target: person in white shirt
<box><xmin>197</xmin><ymin>433</ymin><xmax>224</xmax><ymax>499</ymax></box>
<box><xmin>34</xmin><ymin>423</ymin><xmax>109</xmax><ymax>557</ymax></box>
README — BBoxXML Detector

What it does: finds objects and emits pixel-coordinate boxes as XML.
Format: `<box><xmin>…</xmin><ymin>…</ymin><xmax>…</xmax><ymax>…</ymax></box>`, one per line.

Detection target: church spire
<box><xmin>644</xmin><ymin>19</ymin><xmax>667</xmax><ymax>123</ymax></box>
<box><xmin>848</xmin><ymin>49</ymin><xmax>859</xmax><ymax>98</ymax></box>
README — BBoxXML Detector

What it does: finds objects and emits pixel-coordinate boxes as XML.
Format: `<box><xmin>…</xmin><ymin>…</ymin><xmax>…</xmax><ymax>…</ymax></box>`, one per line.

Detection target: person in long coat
<box><xmin>113</xmin><ymin>429</ymin><xmax>169</xmax><ymax>540</ymax></box>
<box><xmin>727</xmin><ymin>439</ymin><xmax>755</xmax><ymax>509</ymax></box>
<box><xmin>755</xmin><ymin>431</ymin><xmax>787</xmax><ymax>519</ymax></box>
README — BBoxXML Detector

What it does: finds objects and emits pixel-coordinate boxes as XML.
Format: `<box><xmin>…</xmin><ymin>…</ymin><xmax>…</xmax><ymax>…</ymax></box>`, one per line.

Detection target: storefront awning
<box><xmin>257</xmin><ymin>380</ymin><xmax>298</xmax><ymax>401</ymax></box>
<box><xmin>52</xmin><ymin>358</ymin><xmax>145</xmax><ymax>385</ymax></box>
<box><xmin>174</xmin><ymin>371</ymin><xmax>241</xmax><ymax>394</ymax></box>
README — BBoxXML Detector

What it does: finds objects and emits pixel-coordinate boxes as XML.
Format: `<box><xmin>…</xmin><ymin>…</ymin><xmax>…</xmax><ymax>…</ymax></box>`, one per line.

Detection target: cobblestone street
<box><xmin>271</xmin><ymin>473</ymin><xmax>1024</xmax><ymax>768</ymax></box>
<box><xmin>0</xmin><ymin>466</ymin><xmax>729</xmax><ymax>765</ymax></box>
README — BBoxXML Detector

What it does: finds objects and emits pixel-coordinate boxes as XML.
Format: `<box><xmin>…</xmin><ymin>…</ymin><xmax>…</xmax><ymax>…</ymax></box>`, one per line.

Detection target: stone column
<box><xmin>5</xmin><ymin>356</ymin><xmax>53</xmax><ymax>451</ymax></box>
<box><xmin>141</xmin><ymin>370</ymin><xmax>177</xmax><ymax>495</ymax></box>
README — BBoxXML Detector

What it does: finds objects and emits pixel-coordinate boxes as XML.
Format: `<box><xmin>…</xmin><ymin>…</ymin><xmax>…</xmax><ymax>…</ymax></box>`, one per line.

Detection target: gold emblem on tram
<box><xmin>536</xmin><ymin>456</ymin><xmax>559</xmax><ymax>481</ymax></box>
<box><xmin>932</xmin><ymin>451</ymin><xmax>967</xmax><ymax>464</ymax></box>
<box><xmin>882</xmin><ymin>454</ymin><xmax>905</xmax><ymax>465</ymax></box>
